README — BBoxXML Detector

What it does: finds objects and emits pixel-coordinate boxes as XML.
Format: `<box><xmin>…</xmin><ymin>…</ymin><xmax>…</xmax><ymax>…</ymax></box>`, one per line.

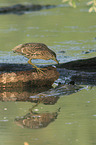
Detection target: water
<box><xmin>0</xmin><ymin>0</ymin><xmax>96</xmax><ymax>145</ymax></box>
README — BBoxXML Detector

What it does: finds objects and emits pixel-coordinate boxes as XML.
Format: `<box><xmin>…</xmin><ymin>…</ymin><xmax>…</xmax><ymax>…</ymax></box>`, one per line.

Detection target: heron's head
<box><xmin>48</xmin><ymin>50</ymin><xmax>59</xmax><ymax>64</ymax></box>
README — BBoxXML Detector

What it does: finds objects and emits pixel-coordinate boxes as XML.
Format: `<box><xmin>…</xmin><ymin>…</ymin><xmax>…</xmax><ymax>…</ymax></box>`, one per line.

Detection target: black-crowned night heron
<box><xmin>13</xmin><ymin>43</ymin><xmax>59</xmax><ymax>73</ymax></box>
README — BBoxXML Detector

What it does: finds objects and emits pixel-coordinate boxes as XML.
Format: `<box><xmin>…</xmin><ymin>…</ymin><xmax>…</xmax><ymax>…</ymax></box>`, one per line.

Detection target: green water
<box><xmin>0</xmin><ymin>0</ymin><xmax>96</xmax><ymax>145</ymax></box>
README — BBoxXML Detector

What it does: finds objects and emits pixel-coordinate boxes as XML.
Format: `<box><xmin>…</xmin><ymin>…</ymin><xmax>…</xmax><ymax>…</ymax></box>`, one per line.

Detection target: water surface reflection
<box><xmin>0</xmin><ymin>83</ymin><xmax>83</xmax><ymax>130</ymax></box>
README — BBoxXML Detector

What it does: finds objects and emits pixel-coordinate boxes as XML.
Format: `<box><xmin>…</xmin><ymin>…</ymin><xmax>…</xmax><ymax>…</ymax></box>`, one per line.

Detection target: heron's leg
<box><xmin>28</xmin><ymin>59</ymin><xmax>44</xmax><ymax>73</ymax></box>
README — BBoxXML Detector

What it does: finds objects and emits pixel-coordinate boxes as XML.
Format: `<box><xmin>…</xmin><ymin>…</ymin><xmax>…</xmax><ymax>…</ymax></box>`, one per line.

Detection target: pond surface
<box><xmin>0</xmin><ymin>0</ymin><xmax>96</xmax><ymax>145</ymax></box>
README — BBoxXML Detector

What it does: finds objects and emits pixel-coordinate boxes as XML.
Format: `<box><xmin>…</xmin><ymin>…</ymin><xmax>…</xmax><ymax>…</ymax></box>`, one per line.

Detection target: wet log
<box><xmin>0</xmin><ymin>4</ymin><xmax>56</xmax><ymax>15</ymax></box>
<box><xmin>0</xmin><ymin>57</ymin><xmax>96</xmax><ymax>89</ymax></box>
<box><xmin>0</xmin><ymin>64</ymin><xmax>59</xmax><ymax>88</ymax></box>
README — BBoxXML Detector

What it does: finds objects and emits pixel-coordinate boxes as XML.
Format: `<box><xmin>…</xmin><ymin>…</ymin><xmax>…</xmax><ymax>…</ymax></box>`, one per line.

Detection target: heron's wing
<box><xmin>20</xmin><ymin>47</ymin><xmax>42</xmax><ymax>59</ymax></box>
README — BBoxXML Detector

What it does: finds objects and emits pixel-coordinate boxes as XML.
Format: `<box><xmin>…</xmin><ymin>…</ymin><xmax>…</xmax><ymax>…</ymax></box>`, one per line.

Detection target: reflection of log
<box><xmin>15</xmin><ymin>111</ymin><xmax>58</xmax><ymax>129</ymax></box>
<box><xmin>0</xmin><ymin>82</ymin><xmax>82</xmax><ymax>102</ymax></box>
<box><xmin>0</xmin><ymin>64</ymin><xmax>59</xmax><ymax>88</ymax></box>
<box><xmin>0</xmin><ymin>4</ymin><xmax>56</xmax><ymax>15</ymax></box>
<box><xmin>0</xmin><ymin>87</ymin><xmax>51</xmax><ymax>101</ymax></box>
<box><xmin>30</xmin><ymin>83</ymin><xmax>82</xmax><ymax>104</ymax></box>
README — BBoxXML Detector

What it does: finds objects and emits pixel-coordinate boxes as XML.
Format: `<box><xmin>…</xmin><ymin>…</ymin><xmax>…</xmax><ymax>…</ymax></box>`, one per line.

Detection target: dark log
<box><xmin>0</xmin><ymin>56</ymin><xmax>96</xmax><ymax>90</ymax></box>
<box><xmin>57</xmin><ymin>57</ymin><xmax>96</xmax><ymax>72</ymax></box>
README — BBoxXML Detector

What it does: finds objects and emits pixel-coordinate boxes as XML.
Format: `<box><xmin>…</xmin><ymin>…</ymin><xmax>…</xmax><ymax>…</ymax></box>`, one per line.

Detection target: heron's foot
<box><xmin>33</xmin><ymin>66</ymin><xmax>46</xmax><ymax>74</ymax></box>
<box><xmin>36</xmin><ymin>67</ymin><xmax>45</xmax><ymax>74</ymax></box>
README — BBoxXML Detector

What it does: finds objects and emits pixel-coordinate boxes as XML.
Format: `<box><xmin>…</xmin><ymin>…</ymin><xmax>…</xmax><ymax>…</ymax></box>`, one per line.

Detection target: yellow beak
<box><xmin>54</xmin><ymin>58</ymin><xmax>59</xmax><ymax>64</ymax></box>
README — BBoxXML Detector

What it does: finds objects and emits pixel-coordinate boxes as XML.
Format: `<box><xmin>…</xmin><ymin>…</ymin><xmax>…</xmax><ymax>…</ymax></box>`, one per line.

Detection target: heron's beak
<box><xmin>54</xmin><ymin>58</ymin><xmax>59</xmax><ymax>64</ymax></box>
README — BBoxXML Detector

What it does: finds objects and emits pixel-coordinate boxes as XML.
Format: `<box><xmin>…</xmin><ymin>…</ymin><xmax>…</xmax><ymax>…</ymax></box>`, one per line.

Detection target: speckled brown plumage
<box><xmin>13</xmin><ymin>43</ymin><xmax>59</xmax><ymax>73</ymax></box>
